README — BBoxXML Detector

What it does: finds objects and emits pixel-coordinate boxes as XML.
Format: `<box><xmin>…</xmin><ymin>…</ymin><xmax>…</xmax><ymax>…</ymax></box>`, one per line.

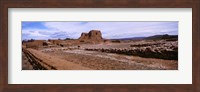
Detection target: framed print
<box><xmin>9</xmin><ymin>8</ymin><xmax>191</xmax><ymax>84</ymax></box>
<box><xmin>0</xmin><ymin>0</ymin><xmax>199</xmax><ymax>92</ymax></box>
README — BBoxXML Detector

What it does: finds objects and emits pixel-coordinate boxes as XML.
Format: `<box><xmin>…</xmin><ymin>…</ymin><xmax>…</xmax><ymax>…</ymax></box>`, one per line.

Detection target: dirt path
<box><xmin>26</xmin><ymin>48</ymin><xmax>90</xmax><ymax>70</ymax></box>
<box><xmin>44</xmin><ymin>49</ymin><xmax>177</xmax><ymax>70</ymax></box>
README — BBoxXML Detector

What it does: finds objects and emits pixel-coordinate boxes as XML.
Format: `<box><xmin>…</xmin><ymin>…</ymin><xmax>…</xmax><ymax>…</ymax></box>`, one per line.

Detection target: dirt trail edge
<box><xmin>23</xmin><ymin>48</ymin><xmax>90</xmax><ymax>70</ymax></box>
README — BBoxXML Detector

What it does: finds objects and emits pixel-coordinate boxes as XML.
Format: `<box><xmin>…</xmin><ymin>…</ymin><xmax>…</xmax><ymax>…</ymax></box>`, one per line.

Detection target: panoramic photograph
<box><xmin>22</xmin><ymin>22</ymin><xmax>178</xmax><ymax>70</ymax></box>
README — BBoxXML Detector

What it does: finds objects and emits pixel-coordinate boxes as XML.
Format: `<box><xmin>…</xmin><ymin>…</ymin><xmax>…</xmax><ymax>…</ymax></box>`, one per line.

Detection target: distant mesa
<box><xmin>145</xmin><ymin>34</ymin><xmax>178</xmax><ymax>41</ymax></box>
<box><xmin>78</xmin><ymin>30</ymin><xmax>103</xmax><ymax>43</ymax></box>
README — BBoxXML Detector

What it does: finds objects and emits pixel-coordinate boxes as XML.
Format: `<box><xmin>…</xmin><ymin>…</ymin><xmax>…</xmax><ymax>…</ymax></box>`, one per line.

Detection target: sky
<box><xmin>22</xmin><ymin>22</ymin><xmax>178</xmax><ymax>40</ymax></box>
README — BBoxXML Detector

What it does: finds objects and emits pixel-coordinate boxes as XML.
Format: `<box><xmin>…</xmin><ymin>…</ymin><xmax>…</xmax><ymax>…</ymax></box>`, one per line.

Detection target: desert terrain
<box><xmin>22</xmin><ymin>30</ymin><xmax>178</xmax><ymax>70</ymax></box>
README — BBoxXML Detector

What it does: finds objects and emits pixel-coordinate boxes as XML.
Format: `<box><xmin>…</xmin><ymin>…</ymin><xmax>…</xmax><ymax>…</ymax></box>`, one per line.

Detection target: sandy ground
<box><xmin>25</xmin><ymin>48</ymin><xmax>90</xmax><ymax>70</ymax></box>
<box><xmin>42</xmin><ymin>49</ymin><xmax>177</xmax><ymax>70</ymax></box>
<box><xmin>23</xmin><ymin>41</ymin><xmax>178</xmax><ymax>70</ymax></box>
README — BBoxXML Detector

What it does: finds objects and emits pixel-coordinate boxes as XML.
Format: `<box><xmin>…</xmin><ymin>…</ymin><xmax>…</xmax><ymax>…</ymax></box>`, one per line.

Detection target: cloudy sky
<box><xmin>22</xmin><ymin>21</ymin><xmax>178</xmax><ymax>40</ymax></box>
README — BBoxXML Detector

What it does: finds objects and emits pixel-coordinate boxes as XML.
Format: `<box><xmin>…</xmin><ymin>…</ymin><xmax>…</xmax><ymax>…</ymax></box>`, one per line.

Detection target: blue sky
<box><xmin>22</xmin><ymin>22</ymin><xmax>178</xmax><ymax>40</ymax></box>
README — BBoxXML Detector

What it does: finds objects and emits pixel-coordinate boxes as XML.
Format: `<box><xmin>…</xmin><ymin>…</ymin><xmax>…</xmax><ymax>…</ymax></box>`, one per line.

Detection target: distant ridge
<box><xmin>145</xmin><ymin>34</ymin><xmax>178</xmax><ymax>40</ymax></box>
<box><xmin>110</xmin><ymin>37</ymin><xmax>145</xmax><ymax>40</ymax></box>
<box><xmin>110</xmin><ymin>34</ymin><xmax>178</xmax><ymax>40</ymax></box>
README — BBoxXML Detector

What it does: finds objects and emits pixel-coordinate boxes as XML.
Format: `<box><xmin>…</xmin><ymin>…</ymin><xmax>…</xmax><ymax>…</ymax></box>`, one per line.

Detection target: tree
<box><xmin>65</xmin><ymin>38</ymin><xmax>71</xmax><ymax>40</ymax></box>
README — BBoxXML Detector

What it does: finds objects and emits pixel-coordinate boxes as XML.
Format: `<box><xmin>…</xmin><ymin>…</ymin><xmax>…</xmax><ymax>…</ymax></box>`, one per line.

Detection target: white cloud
<box><xmin>22</xmin><ymin>22</ymin><xmax>178</xmax><ymax>40</ymax></box>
